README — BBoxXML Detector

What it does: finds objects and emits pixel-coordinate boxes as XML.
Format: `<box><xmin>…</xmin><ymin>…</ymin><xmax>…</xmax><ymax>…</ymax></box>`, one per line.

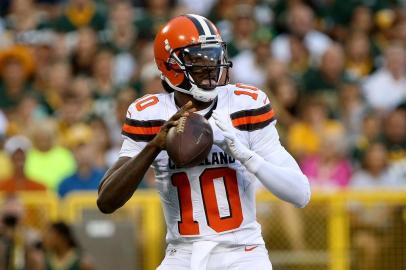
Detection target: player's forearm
<box><xmin>246</xmin><ymin>155</ymin><xmax>311</xmax><ymax>208</ymax></box>
<box><xmin>97</xmin><ymin>143</ymin><xmax>161</xmax><ymax>214</ymax></box>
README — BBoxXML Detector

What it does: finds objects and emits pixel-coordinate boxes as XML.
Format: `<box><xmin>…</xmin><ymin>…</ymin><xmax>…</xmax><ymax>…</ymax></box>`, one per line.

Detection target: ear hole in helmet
<box><xmin>164</xmin><ymin>62</ymin><xmax>172</xmax><ymax>71</ymax></box>
<box><xmin>165</xmin><ymin>61</ymin><xmax>183</xmax><ymax>72</ymax></box>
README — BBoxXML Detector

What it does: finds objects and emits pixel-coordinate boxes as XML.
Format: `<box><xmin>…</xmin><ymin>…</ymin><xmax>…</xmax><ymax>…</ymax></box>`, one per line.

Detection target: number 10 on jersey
<box><xmin>171</xmin><ymin>167</ymin><xmax>243</xmax><ymax>235</ymax></box>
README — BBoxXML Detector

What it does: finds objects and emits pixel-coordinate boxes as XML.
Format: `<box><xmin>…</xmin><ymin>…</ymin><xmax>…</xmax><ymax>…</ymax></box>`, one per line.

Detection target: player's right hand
<box><xmin>149</xmin><ymin>101</ymin><xmax>196</xmax><ymax>150</ymax></box>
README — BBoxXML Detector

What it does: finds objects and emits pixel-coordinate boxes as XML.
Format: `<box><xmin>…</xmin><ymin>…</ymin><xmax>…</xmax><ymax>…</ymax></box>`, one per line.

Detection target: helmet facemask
<box><xmin>166</xmin><ymin>42</ymin><xmax>232</xmax><ymax>101</ymax></box>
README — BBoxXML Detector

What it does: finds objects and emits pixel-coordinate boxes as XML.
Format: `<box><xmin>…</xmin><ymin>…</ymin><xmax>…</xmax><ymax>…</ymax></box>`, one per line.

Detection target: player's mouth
<box><xmin>191</xmin><ymin>69</ymin><xmax>219</xmax><ymax>90</ymax></box>
<box><xmin>199</xmin><ymin>79</ymin><xmax>218</xmax><ymax>89</ymax></box>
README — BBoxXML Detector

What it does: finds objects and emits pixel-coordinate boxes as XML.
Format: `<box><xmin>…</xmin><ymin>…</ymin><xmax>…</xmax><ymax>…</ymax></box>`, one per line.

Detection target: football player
<box><xmin>97</xmin><ymin>14</ymin><xmax>311</xmax><ymax>270</ymax></box>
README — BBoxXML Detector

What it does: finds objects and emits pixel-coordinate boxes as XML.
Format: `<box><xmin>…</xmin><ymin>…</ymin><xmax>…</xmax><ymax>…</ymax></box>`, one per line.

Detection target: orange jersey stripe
<box><xmin>122</xmin><ymin>124</ymin><xmax>161</xmax><ymax>135</ymax></box>
<box><xmin>232</xmin><ymin>109</ymin><xmax>275</xmax><ymax>127</ymax></box>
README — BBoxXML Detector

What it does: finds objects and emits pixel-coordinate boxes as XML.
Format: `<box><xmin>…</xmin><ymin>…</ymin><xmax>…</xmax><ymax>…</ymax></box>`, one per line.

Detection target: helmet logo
<box><xmin>198</xmin><ymin>35</ymin><xmax>222</xmax><ymax>44</ymax></box>
<box><xmin>164</xmin><ymin>39</ymin><xmax>171</xmax><ymax>52</ymax></box>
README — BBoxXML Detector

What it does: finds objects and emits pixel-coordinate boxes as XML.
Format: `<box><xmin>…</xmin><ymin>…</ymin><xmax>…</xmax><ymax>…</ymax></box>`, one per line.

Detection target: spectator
<box><xmin>0</xmin><ymin>135</ymin><xmax>46</xmax><ymax>192</ymax></box>
<box><xmin>337</xmin><ymin>82</ymin><xmax>368</xmax><ymax>144</ymax></box>
<box><xmin>6</xmin><ymin>94</ymin><xmax>45</xmax><ymax>136</ymax></box>
<box><xmin>392</xmin><ymin>19</ymin><xmax>406</xmax><ymax>47</ymax></box>
<box><xmin>51</xmin><ymin>33</ymin><xmax>71</xmax><ymax>61</ymax></box>
<box><xmin>3</xmin><ymin>0</ymin><xmax>48</xmax><ymax>33</ymax></box>
<box><xmin>101</xmin><ymin>0</ymin><xmax>136</xmax><ymax>53</ymax></box>
<box><xmin>43</xmin><ymin>221</ymin><xmax>93</xmax><ymax>270</ymax></box>
<box><xmin>344</xmin><ymin>31</ymin><xmax>374</xmax><ymax>79</ymax></box>
<box><xmin>58</xmin><ymin>124</ymin><xmax>104</xmax><ymax>197</ymax></box>
<box><xmin>30</xmin><ymin>35</ymin><xmax>57</xmax><ymax>91</ymax></box>
<box><xmin>134</xmin><ymin>0</ymin><xmax>174</xmax><ymax>42</ymax></box>
<box><xmin>101</xmin><ymin>0</ymin><xmax>137</xmax><ymax>85</ymax></box>
<box><xmin>373</xmin><ymin>8</ymin><xmax>397</xmax><ymax>50</ymax></box>
<box><xmin>92</xmin><ymin>49</ymin><xmax>115</xmax><ymax>96</ymax></box>
<box><xmin>351</xmin><ymin>142</ymin><xmax>398</xmax><ymax>188</ymax></box>
<box><xmin>362</xmin><ymin>43</ymin><xmax>406</xmax><ymax>113</ymax></box>
<box><xmin>301</xmin><ymin>43</ymin><xmax>351</xmax><ymax>111</ymax></box>
<box><xmin>268</xmin><ymin>77</ymin><xmax>300</xmax><ymax>139</ymax></box>
<box><xmin>226</xmin><ymin>4</ymin><xmax>257</xmax><ymax>58</ymax></box>
<box><xmin>106</xmin><ymin>87</ymin><xmax>136</xmax><ymax>159</ymax></box>
<box><xmin>351</xmin><ymin>113</ymin><xmax>382</xmax><ymax>164</ymax></box>
<box><xmin>287</xmin><ymin>97</ymin><xmax>344</xmax><ymax>160</ymax></box>
<box><xmin>57</xmin><ymin>80</ymin><xmax>93</xmax><ymax>145</ymax></box>
<box><xmin>70</xmin><ymin>27</ymin><xmax>98</xmax><ymax>76</ymax></box>
<box><xmin>88</xmin><ymin>117</ymin><xmax>113</xmax><ymax>170</ymax></box>
<box><xmin>91</xmin><ymin>49</ymin><xmax>117</xmax><ymax>122</ymax></box>
<box><xmin>36</xmin><ymin>61</ymin><xmax>72</xmax><ymax>115</ymax></box>
<box><xmin>231</xmin><ymin>28</ymin><xmax>272</xmax><ymax>88</ymax></box>
<box><xmin>350</xmin><ymin>6</ymin><xmax>374</xmax><ymax>35</ymax></box>
<box><xmin>207</xmin><ymin>0</ymin><xmax>236</xmax><ymax>25</ymax></box>
<box><xmin>350</xmin><ymin>142</ymin><xmax>399</xmax><ymax>270</ymax></box>
<box><xmin>348</xmin><ymin>5</ymin><xmax>382</xmax><ymax>61</ymax></box>
<box><xmin>286</xmin><ymin>35</ymin><xmax>311</xmax><ymax>80</ymax></box>
<box><xmin>301</xmin><ymin>127</ymin><xmax>352</xmax><ymax>190</ymax></box>
<box><xmin>0</xmin><ymin>46</ymin><xmax>35</xmax><ymax>113</ymax></box>
<box><xmin>53</xmin><ymin>0</ymin><xmax>107</xmax><ymax>32</ymax></box>
<box><xmin>265</xmin><ymin>59</ymin><xmax>290</xmax><ymax>90</ymax></box>
<box><xmin>382</xmin><ymin>108</ymin><xmax>406</xmax><ymax>163</ymax></box>
<box><xmin>0</xmin><ymin>195</ymin><xmax>44</xmax><ymax>269</ymax></box>
<box><xmin>25</xmin><ymin>119</ymin><xmax>76</xmax><ymax>190</ymax></box>
<box><xmin>272</xmin><ymin>4</ymin><xmax>332</xmax><ymax>65</ymax></box>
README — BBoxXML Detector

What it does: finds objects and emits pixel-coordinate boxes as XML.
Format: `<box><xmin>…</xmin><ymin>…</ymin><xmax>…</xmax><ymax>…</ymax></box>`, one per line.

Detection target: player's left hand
<box><xmin>212</xmin><ymin>111</ymin><xmax>255</xmax><ymax>164</ymax></box>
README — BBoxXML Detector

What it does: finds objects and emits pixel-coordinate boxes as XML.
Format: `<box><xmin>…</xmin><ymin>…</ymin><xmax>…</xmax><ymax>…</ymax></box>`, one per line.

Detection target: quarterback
<box><xmin>97</xmin><ymin>14</ymin><xmax>310</xmax><ymax>270</ymax></box>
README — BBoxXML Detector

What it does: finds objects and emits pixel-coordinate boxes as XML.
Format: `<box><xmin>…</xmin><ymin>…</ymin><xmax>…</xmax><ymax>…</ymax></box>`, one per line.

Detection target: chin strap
<box><xmin>163</xmin><ymin>75</ymin><xmax>218</xmax><ymax>102</ymax></box>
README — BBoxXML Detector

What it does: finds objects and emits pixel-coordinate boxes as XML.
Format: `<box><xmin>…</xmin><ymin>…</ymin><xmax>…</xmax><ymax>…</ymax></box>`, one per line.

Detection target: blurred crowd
<box><xmin>0</xmin><ymin>0</ymin><xmax>405</xmax><ymax>269</ymax></box>
<box><xmin>1</xmin><ymin>0</ymin><xmax>404</xmax><ymax>195</ymax></box>
<box><xmin>0</xmin><ymin>195</ymin><xmax>93</xmax><ymax>270</ymax></box>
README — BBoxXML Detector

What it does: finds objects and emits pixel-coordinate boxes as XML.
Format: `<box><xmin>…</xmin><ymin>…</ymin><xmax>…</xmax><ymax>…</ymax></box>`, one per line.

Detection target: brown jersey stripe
<box><xmin>124</xmin><ymin>118</ymin><xmax>165</xmax><ymax>128</ymax></box>
<box><xmin>122</xmin><ymin>131</ymin><xmax>156</xmax><ymax>142</ymax></box>
<box><xmin>231</xmin><ymin>109</ymin><xmax>275</xmax><ymax>127</ymax></box>
<box><xmin>230</xmin><ymin>104</ymin><xmax>272</xmax><ymax>120</ymax></box>
<box><xmin>122</xmin><ymin>124</ymin><xmax>161</xmax><ymax>135</ymax></box>
<box><xmin>231</xmin><ymin>104</ymin><xmax>275</xmax><ymax>131</ymax></box>
<box><xmin>121</xmin><ymin>118</ymin><xmax>164</xmax><ymax>140</ymax></box>
<box><xmin>233</xmin><ymin>118</ymin><xmax>275</xmax><ymax>131</ymax></box>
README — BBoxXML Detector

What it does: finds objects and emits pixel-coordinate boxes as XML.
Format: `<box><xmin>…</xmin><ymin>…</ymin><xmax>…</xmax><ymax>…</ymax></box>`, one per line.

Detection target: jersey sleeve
<box><xmin>119</xmin><ymin>97</ymin><xmax>165</xmax><ymax>158</ymax></box>
<box><xmin>249</xmin><ymin>122</ymin><xmax>301</xmax><ymax>170</ymax></box>
<box><xmin>229</xmin><ymin>85</ymin><xmax>276</xmax><ymax>132</ymax></box>
<box><xmin>229</xmin><ymin>85</ymin><xmax>300</xmax><ymax>169</ymax></box>
<box><xmin>119</xmin><ymin>136</ymin><xmax>145</xmax><ymax>158</ymax></box>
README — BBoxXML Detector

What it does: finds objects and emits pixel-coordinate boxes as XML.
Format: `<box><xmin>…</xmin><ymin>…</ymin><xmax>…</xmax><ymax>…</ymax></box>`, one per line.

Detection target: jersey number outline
<box><xmin>171</xmin><ymin>167</ymin><xmax>243</xmax><ymax>235</ymax></box>
<box><xmin>234</xmin><ymin>83</ymin><xmax>258</xmax><ymax>100</ymax></box>
<box><xmin>135</xmin><ymin>95</ymin><xmax>159</xmax><ymax>111</ymax></box>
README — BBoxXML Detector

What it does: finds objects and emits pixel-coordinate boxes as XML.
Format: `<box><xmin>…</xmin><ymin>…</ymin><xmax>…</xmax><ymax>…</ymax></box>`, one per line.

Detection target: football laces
<box><xmin>176</xmin><ymin>116</ymin><xmax>187</xmax><ymax>133</ymax></box>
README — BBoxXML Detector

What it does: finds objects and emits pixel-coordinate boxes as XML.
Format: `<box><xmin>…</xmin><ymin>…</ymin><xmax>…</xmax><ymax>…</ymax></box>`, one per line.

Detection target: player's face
<box><xmin>181</xmin><ymin>44</ymin><xmax>226</xmax><ymax>90</ymax></box>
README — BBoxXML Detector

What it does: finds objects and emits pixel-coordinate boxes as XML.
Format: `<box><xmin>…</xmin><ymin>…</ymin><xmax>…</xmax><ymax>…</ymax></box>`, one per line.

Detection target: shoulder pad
<box><xmin>227</xmin><ymin>83</ymin><xmax>275</xmax><ymax>131</ymax></box>
<box><xmin>122</xmin><ymin>94</ymin><xmax>167</xmax><ymax>142</ymax></box>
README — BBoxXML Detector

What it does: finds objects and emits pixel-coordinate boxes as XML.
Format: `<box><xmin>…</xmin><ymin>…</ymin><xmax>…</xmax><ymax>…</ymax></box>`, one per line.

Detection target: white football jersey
<box><xmin>119</xmin><ymin>84</ymin><xmax>279</xmax><ymax>246</ymax></box>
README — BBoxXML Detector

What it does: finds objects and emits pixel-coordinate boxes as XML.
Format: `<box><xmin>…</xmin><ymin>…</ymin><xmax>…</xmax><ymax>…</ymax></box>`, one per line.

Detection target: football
<box><xmin>166</xmin><ymin>113</ymin><xmax>213</xmax><ymax>168</ymax></box>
